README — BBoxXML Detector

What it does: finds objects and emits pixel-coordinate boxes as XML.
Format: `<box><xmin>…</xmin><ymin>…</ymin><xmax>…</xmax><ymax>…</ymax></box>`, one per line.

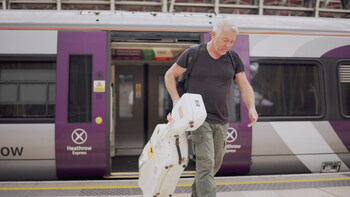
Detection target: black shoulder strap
<box><xmin>187</xmin><ymin>43</ymin><xmax>205</xmax><ymax>74</ymax></box>
<box><xmin>182</xmin><ymin>43</ymin><xmax>204</xmax><ymax>90</ymax></box>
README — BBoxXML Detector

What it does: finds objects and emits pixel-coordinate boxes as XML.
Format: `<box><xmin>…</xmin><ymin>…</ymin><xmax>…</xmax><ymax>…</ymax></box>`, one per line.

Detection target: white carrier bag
<box><xmin>138</xmin><ymin>93</ymin><xmax>207</xmax><ymax>197</ymax></box>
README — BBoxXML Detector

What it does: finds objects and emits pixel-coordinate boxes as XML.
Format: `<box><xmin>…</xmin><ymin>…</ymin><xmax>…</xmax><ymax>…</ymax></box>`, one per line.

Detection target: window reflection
<box><xmin>119</xmin><ymin>74</ymin><xmax>134</xmax><ymax>118</ymax></box>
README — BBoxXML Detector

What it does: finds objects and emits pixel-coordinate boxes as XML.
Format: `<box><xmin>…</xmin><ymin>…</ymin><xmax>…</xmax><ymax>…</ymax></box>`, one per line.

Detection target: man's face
<box><xmin>212</xmin><ymin>26</ymin><xmax>237</xmax><ymax>55</ymax></box>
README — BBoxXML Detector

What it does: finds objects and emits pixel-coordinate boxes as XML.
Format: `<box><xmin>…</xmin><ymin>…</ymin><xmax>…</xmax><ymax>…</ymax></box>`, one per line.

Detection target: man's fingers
<box><xmin>248</xmin><ymin>109</ymin><xmax>258</xmax><ymax>128</ymax></box>
<box><xmin>247</xmin><ymin>119</ymin><xmax>257</xmax><ymax>127</ymax></box>
<box><xmin>167</xmin><ymin>113</ymin><xmax>173</xmax><ymax>122</ymax></box>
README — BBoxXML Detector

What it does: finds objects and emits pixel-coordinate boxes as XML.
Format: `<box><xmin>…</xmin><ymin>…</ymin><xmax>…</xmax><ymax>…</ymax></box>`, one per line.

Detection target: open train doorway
<box><xmin>109</xmin><ymin>31</ymin><xmax>200</xmax><ymax>175</ymax></box>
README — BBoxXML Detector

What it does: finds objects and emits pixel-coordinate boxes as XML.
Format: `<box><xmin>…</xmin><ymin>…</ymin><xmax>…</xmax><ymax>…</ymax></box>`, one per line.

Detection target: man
<box><xmin>164</xmin><ymin>19</ymin><xmax>258</xmax><ymax>197</ymax></box>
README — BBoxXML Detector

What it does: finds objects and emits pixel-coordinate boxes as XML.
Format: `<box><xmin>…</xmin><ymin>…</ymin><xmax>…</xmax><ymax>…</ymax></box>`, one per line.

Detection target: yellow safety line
<box><xmin>1</xmin><ymin>177</ymin><xmax>350</xmax><ymax>191</ymax></box>
<box><xmin>0</xmin><ymin>185</ymin><xmax>140</xmax><ymax>191</ymax></box>
<box><xmin>215</xmin><ymin>177</ymin><xmax>350</xmax><ymax>186</ymax></box>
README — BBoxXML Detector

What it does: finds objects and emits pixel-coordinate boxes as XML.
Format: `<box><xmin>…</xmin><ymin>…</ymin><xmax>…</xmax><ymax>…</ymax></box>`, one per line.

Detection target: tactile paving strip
<box><xmin>1</xmin><ymin>178</ymin><xmax>350</xmax><ymax>196</ymax></box>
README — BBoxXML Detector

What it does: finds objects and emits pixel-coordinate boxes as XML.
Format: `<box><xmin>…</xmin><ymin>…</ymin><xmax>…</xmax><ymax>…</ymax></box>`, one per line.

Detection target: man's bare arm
<box><xmin>235</xmin><ymin>72</ymin><xmax>258</xmax><ymax>127</ymax></box>
<box><xmin>164</xmin><ymin>63</ymin><xmax>187</xmax><ymax>106</ymax></box>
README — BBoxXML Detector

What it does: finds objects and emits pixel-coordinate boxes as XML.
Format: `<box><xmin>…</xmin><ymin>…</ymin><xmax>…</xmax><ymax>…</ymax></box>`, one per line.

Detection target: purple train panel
<box><xmin>55</xmin><ymin>31</ymin><xmax>108</xmax><ymax>177</ymax></box>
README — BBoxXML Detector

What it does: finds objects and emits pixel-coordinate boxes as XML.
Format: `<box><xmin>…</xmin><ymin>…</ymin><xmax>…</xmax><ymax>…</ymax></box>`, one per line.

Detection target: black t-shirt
<box><xmin>176</xmin><ymin>43</ymin><xmax>245</xmax><ymax>124</ymax></box>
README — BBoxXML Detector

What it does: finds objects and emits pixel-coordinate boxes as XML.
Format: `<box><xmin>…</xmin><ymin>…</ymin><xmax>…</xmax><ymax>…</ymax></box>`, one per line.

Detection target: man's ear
<box><xmin>211</xmin><ymin>31</ymin><xmax>216</xmax><ymax>39</ymax></box>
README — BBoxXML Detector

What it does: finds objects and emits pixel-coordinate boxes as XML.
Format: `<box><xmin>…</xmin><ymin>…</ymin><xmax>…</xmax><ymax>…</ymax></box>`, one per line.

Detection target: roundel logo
<box><xmin>71</xmin><ymin>128</ymin><xmax>88</xmax><ymax>145</ymax></box>
<box><xmin>226</xmin><ymin>127</ymin><xmax>238</xmax><ymax>143</ymax></box>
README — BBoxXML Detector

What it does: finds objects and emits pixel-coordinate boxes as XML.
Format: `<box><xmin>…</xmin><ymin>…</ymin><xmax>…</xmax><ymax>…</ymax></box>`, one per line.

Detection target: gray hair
<box><xmin>213</xmin><ymin>19</ymin><xmax>239</xmax><ymax>35</ymax></box>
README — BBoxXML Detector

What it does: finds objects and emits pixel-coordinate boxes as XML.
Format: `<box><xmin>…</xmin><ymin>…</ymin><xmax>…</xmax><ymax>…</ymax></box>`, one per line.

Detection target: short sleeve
<box><xmin>233</xmin><ymin>52</ymin><xmax>245</xmax><ymax>79</ymax></box>
<box><xmin>176</xmin><ymin>48</ymin><xmax>191</xmax><ymax>69</ymax></box>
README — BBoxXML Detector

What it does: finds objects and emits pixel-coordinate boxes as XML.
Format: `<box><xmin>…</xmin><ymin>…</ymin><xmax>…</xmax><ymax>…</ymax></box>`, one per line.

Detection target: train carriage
<box><xmin>0</xmin><ymin>10</ymin><xmax>350</xmax><ymax>180</ymax></box>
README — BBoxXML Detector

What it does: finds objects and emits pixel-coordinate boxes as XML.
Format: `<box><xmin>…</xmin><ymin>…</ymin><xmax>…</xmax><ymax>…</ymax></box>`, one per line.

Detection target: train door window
<box><xmin>68</xmin><ymin>55</ymin><xmax>92</xmax><ymax>123</ymax></box>
<box><xmin>339</xmin><ymin>64</ymin><xmax>350</xmax><ymax>117</ymax></box>
<box><xmin>250</xmin><ymin>61</ymin><xmax>323</xmax><ymax>117</ymax></box>
<box><xmin>0</xmin><ymin>58</ymin><xmax>56</xmax><ymax>119</ymax></box>
<box><xmin>229</xmin><ymin>80</ymin><xmax>241</xmax><ymax>122</ymax></box>
<box><xmin>118</xmin><ymin>74</ymin><xmax>134</xmax><ymax>118</ymax></box>
<box><xmin>158</xmin><ymin>75</ymin><xmax>172</xmax><ymax>119</ymax></box>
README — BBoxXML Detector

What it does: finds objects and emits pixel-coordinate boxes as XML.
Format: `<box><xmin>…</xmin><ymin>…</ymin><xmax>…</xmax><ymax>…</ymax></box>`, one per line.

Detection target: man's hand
<box><xmin>248</xmin><ymin>108</ymin><xmax>258</xmax><ymax>128</ymax></box>
<box><xmin>167</xmin><ymin>113</ymin><xmax>173</xmax><ymax>122</ymax></box>
<box><xmin>167</xmin><ymin>97</ymin><xmax>180</xmax><ymax>122</ymax></box>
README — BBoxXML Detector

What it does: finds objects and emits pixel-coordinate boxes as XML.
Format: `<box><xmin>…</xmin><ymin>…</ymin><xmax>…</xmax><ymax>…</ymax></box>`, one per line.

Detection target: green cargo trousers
<box><xmin>190</xmin><ymin>121</ymin><xmax>229</xmax><ymax>197</ymax></box>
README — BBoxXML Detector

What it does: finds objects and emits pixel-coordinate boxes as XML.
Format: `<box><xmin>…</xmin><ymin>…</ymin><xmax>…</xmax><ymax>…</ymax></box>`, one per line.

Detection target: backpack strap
<box><xmin>183</xmin><ymin>43</ymin><xmax>205</xmax><ymax>90</ymax></box>
<box><xmin>187</xmin><ymin>43</ymin><xmax>205</xmax><ymax>75</ymax></box>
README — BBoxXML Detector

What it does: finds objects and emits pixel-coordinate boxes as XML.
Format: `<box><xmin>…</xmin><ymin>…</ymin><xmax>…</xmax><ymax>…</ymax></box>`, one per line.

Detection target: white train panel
<box><xmin>249</xmin><ymin>34</ymin><xmax>350</xmax><ymax>57</ymax></box>
<box><xmin>0</xmin><ymin>124</ymin><xmax>55</xmax><ymax>159</ymax></box>
<box><xmin>0</xmin><ymin>160</ymin><xmax>56</xmax><ymax>180</ymax></box>
<box><xmin>0</xmin><ymin>124</ymin><xmax>56</xmax><ymax>180</ymax></box>
<box><xmin>0</xmin><ymin>30</ymin><xmax>57</xmax><ymax>54</ymax></box>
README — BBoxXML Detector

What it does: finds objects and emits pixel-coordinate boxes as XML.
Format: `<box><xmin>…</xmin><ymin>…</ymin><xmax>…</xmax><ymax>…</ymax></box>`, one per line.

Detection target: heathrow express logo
<box><xmin>66</xmin><ymin>128</ymin><xmax>92</xmax><ymax>156</ymax></box>
<box><xmin>71</xmin><ymin>129</ymin><xmax>88</xmax><ymax>145</ymax></box>
<box><xmin>226</xmin><ymin>127</ymin><xmax>241</xmax><ymax>153</ymax></box>
<box><xmin>226</xmin><ymin>127</ymin><xmax>238</xmax><ymax>143</ymax></box>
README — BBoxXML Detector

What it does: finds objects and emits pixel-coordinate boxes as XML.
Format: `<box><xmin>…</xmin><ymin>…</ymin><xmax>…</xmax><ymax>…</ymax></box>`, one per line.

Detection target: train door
<box><xmin>109</xmin><ymin>32</ymin><xmax>199</xmax><ymax>174</ymax></box>
<box><xmin>113</xmin><ymin>64</ymin><xmax>171</xmax><ymax>156</ymax></box>
<box><xmin>56</xmin><ymin>31</ymin><xmax>109</xmax><ymax>177</ymax></box>
<box><xmin>114</xmin><ymin>65</ymin><xmax>145</xmax><ymax>155</ymax></box>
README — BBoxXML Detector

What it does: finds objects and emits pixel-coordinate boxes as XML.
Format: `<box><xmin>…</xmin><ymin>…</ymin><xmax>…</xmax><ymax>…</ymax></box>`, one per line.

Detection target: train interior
<box><xmin>109</xmin><ymin>31</ymin><xmax>201</xmax><ymax>176</ymax></box>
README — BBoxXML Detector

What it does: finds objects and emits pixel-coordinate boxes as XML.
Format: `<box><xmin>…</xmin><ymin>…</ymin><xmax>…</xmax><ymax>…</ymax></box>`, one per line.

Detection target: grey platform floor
<box><xmin>1</xmin><ymin>172</ymin><xmax>350</xmax><ymax>196</ymax></box>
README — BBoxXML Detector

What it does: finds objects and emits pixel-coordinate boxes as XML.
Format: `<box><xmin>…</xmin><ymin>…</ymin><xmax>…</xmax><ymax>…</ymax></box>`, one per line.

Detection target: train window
<box><xmin>250</xmin><ymin>61</ymin><xmax>322</xmax><ymax>117</ymax></box>
<box><xmin>229</xmin><ymin>80</ymin><xmax>241</xmax><ymax>122</ymax></box>
<box><xmin>158</xmin><ymin>75</ymin><xmax>172</xmax><ymax>119</ymax></box>
<box><xmin>0</xmin><ymin>60</ymin><xmax>56</xmax><ymax>119</ymax></box>
<box><xmin>0</xmin><ymin>84</ymin><xmax>17</xmax><ymax>102</ymax></box>
<box><xmin>339</xmin><ymin>64</ymin><xmax>350</xmax><ymax>116</ymax></box>
<box><xmin>48</xmin><ymin>83</ymin><xmax>56</xmax><ymax>104</ymax></box>
<box><xmin>68</xmin><ymin>55</ymin><xmax>92</xmax><ymax>123</ymax></box>
<box><xmin>20</xmin><ymin>84</ymin><xmax>47</xmax><ymax>102</ymax></box>
<box><xmin>119</xmin><ymin>74</ymin><xmax>134</xmax><ymax>118</ymax></box>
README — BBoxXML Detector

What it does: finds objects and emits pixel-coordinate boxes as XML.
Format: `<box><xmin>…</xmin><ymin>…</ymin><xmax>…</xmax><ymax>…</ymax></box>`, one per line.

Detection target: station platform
<box><xmin>1</xmin><ymin>172</ymin><xmax>350</xmax><ymax>197</ymax></box>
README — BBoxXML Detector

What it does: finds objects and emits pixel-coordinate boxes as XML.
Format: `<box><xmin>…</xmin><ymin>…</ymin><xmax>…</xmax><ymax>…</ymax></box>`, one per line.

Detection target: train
<box><xmin>0</xmin><ymin>10</ymin><xmax>350</xmax><ymax>180</ymax></box>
